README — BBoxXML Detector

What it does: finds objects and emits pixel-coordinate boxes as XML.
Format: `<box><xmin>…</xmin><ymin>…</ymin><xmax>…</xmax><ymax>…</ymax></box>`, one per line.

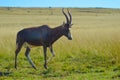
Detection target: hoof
<box><xmin>32</xmin><ymin>66</ymin><xmax>37</xmax><ymax>70</ymax></box>
<box><xmin>15</xmin><ymin>66</ymin><xmax>17</xmax><ymax>69</ymax></box>
<box><xmin>44</xmin><ymin>64</ymin><xmax>48</xmax><ymax>69</ymax></box>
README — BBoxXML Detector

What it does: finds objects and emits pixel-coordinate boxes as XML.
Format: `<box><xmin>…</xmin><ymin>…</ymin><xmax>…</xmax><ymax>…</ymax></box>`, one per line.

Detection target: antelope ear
<box><xmin>69</xmin><ymin>24</ymin><xmax>73</xmax><ymax>28</ymax></box>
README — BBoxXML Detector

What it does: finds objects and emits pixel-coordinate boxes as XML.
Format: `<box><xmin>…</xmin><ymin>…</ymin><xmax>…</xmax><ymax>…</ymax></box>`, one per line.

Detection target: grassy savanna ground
<box><xmin>0</xmin><ymin>7</ymin><xmax>120</xmax><ymax>80</ymax></box>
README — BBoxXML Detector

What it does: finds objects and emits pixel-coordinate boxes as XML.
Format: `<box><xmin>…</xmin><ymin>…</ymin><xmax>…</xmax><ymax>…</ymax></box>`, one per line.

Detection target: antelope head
<box><xmin>62</xmin><ymin>8</ymin><xmax>73</xmax><ymax>40</ymax></box>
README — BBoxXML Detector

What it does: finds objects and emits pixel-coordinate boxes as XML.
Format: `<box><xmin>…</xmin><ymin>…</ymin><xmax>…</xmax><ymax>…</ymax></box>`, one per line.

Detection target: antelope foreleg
<box><xmin>47</xmin><ymin>45</ymin><xmax>55</xmax><ymax>63</ymax></box>
<box><xmin>49</xmin><ymin>45</ymin><xmax>55</xmax><ymax>57</ymax></box>
<box><xmin>43</xmin><ymin>46</ymin><xmax>47</xmax><ymax>69</ymax></box>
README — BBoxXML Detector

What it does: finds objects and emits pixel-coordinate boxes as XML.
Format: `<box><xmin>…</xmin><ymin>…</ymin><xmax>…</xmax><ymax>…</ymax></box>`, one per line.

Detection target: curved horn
<box><xmin>62</xmin><ymin>8</ymin><xmax>69</xmax><ymax>24</ymax></box>
<box><xmin>67</xmin><ymin>9</ymin><xmax>72</xmax><ymax>24</ymax></box>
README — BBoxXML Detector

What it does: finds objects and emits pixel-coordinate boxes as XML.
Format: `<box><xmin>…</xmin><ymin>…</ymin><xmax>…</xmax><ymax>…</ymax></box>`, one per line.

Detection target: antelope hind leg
<box><xmin>25</xmin><ymin>47</ymin><xmax>37</xmax><ymax>70</ymax></box>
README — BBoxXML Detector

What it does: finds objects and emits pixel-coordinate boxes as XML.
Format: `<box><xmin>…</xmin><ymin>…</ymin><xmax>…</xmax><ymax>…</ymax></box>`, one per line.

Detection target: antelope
<box><xmin>15</xmin><ymin>9</ymin><xmax>73</xmax><ymax>70</ymax></box>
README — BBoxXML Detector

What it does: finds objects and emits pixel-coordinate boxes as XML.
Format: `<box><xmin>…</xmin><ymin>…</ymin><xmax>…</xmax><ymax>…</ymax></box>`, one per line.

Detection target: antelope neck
<box><xmin>50</xmin><ymin>26</ymin><xmax>64</xmax><ymax>44</ymax></box>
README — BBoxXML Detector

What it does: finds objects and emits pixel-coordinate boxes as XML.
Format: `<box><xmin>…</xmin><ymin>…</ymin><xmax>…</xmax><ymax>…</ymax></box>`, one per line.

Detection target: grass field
<box><xmin>0</xmin><ymin>7</ymin><xmax>120</xmax><ymax>80</ymax></box>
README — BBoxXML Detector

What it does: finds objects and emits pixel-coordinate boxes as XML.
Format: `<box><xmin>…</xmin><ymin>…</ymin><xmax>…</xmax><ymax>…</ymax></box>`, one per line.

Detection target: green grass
<box><xmin>0</xmin><ymin>7</ymin><xmax>120</xmax><ymax>80</ymax></box>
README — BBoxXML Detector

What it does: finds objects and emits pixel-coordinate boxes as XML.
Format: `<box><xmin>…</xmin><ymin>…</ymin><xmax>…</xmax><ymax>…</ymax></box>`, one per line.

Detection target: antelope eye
<box><xmin>65</xmin><ymin>28</ymin><xmax>70</xmax><ymax>32</ymax></box>
<box><xmin>66</xmin><ymin>24</ymin><xmax>69</xmax><ymax>27</ymax></box>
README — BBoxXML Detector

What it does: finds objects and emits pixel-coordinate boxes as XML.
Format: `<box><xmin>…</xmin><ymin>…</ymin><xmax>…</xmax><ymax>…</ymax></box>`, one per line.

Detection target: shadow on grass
<box><xmin>0</xmin><ymin>72</ymin><xmax>12</xmax><ymax>76</ymax></box>
<box><xmin>39</xmin><ymin>68</ymin><xmax>67</xmax><ymax>78</ymax></box>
